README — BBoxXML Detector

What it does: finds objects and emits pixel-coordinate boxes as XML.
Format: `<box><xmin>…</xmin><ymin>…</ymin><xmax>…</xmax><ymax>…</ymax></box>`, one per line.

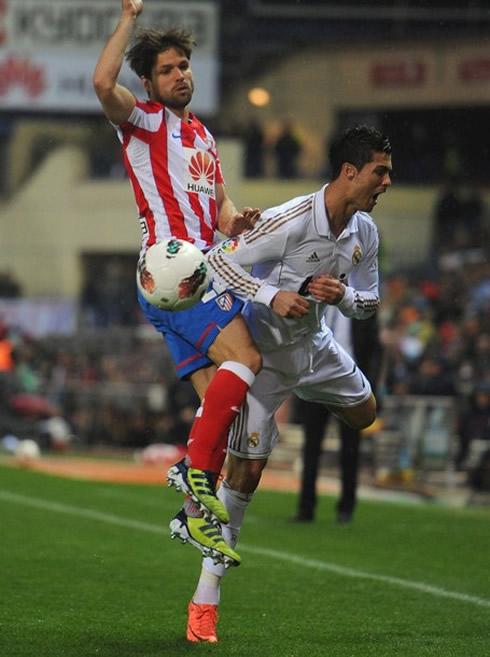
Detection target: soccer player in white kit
<box><xmin>185</xmin><ymin>125</ymin><xmax>393</xmax><ymax>642</ymax></box>
<box><xmin>93</xmin><ymin>0</ymin><xmax>262</xmax><ymax>567</ymax></box>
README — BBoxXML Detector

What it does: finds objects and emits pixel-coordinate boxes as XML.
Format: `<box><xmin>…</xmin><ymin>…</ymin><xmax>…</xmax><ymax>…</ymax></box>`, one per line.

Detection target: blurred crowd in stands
<box><xmin>0</xmin><ymin>176</ymin><xmax>488</xmax><ymax>486</ymax></box>
<box><xmin>0</xmin><ymin>324</ymin><xmax>198</xmax><ymax>452</ymax></box>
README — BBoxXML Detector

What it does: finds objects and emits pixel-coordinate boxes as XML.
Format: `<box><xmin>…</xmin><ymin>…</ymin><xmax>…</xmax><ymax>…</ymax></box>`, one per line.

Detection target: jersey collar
<box><xmin>314</xmin><ymin>184</ymin><xmax>360</xmax><ymax>240</ymax></box>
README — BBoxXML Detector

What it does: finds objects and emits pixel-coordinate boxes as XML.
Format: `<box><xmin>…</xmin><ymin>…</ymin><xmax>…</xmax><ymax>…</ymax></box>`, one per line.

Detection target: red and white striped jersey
<box><xmin>115</xmin><ymin>100</ymin><xmax>225</xmax><ymax>254</ymax></box>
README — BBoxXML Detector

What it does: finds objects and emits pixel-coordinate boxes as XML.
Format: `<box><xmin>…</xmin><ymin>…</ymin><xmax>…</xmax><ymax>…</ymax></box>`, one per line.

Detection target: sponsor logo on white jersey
<box><xmin>306</xmin><ymin>251</ymin><xmax>320</xmax><ymax>262</ymax></box>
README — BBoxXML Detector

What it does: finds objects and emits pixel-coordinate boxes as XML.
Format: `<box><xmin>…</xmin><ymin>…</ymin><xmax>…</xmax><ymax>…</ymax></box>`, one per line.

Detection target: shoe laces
<box><xmin>193</xmin><ymin>604</ymin><xmax>218</xmax><ymax>636</ymax></box>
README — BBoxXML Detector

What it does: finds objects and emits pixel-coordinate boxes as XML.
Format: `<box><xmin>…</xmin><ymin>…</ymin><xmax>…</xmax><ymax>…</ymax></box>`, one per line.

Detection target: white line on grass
<box><xmin>2</xmin><ymin>489</ymin><xmax>489</xmax><ymax>610</ymax></box>
<box><xmin>0</xmin><ymin>489</ymin><xmax>165</xmax><ymax>536</ymax></box>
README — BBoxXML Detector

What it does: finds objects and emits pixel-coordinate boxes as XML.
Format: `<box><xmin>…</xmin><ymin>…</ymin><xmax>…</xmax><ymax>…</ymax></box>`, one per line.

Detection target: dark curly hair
<box><xmin>329</xmin><ymin>125</ymin><xmax>392</xmax><ymax>180</ymax></box>
<box><xmin>126</xmin><ymin>27</ymin><xmax>196</xmax><ymax>79</ymax></box>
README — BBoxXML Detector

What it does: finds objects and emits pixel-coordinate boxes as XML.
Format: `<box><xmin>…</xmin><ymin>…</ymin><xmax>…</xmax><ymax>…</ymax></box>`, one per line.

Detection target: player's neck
<box><xmin>324</xmin><ymin>185</ymin><xmax>353</xmax><ymax>237</ymax></box>
<box><xmin>168</xmin><ymin>106</ymin><xmax>191</xmax><ymax>122</ymax></box>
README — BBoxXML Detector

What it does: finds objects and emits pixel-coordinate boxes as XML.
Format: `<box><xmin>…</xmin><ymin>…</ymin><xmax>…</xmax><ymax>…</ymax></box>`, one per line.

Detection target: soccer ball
<box><xmin>15</xmin><ymin>439</ymin><xmax>41</xmax><ymax>464</ymax></box>
<box><xmin>136</xmin><ymin>238</ymin><xmax>210</xmax><ymax>311</ymax></box>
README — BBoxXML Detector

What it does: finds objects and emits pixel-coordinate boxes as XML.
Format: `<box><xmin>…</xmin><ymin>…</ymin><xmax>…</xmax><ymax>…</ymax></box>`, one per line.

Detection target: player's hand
<box><xmin>308</xmin><ymin>274</ymin><xmax>345</xmax><ymax>304</ymax></box>
<box><xmin>271</xmin><ymin>291</ymin><xmax>310</xmax><ymax>319</ymax></box>
<box><xmin>227</xmin><ymin>207</ymin><xmax>261</xmax><ymax>236</ymax></box>
<box><xmin>122</xmin><ymin>0</ymin><xmax>143</xmax><ymax>18</ymax></box>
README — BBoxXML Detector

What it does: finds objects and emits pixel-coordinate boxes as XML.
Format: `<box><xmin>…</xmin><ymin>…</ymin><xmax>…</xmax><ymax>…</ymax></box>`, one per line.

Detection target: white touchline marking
<box><xmin>0</xmin><ymin>490</ymin><xmax>165</xmax><ymax>536</ymax></box>
<box><xmin>241</xmin><ymin>545</ymin><xmax>490</xmax><ymax>609</ymax></box>
<box><xmin>2</xmin><ymin>490</ymin><xmax>489</xmax><ymax>610</ymax></box>
<box><xmin>94</xmin><ymin>487</ymin><xmax>165</xmax><ymax>507</ymax></box>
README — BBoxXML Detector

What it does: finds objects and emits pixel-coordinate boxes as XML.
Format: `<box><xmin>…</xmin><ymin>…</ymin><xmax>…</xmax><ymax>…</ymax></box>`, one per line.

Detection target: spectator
<box><xmin>455</xmin><ymin>383</ymin><xmax>490</xmax><ymax>470</ymax></box>
<box><xmin>0</xmin><ymin>323</ymin><xmax>14</xmax><ymax>372</ymax></box>
<box><xmin>408</xmin><ymin>353</ymin><xmax>455</xmax><ymax>397</ymax></box>
<box><xmin>274</xmin><ymin>119</ymin><xmax>302</xmax><ymax>178</ymax></box>
<box><xmin>460</xmin><ymin>183</ymin><xmax>486</xmax><ymax>248</ymax></box>
<box><xmin>431</xmin><ymin>178</ymin><xmax>464</xmax><ymax>255</ymax></box>
<box><xmin>0</xmin><ymin>270</ymin><xmax>22</xmax><ymax>297</ymax></box>
<box><xmin>242</xmin><ymin>118</ymin><xmax>265</xmax><ymax>178</ymax></box>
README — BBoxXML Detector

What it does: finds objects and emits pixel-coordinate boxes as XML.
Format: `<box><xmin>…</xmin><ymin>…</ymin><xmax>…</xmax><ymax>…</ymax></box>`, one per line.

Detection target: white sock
<box><xmin>192</xmin><ymin>479</ymin><xmax>254</xmax><ymax>605</ymax></box>
<box><xmin>192</xmin><ymin>567</ymin><xmax>222</xmax><ymax>605</ymax></box>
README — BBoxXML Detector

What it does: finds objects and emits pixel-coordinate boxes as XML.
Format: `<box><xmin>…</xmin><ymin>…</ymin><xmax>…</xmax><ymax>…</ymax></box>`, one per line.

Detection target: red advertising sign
<box><xmin>460</xmin><ymin>58</ymin><xmax>490</xmax><ymax>83</ymax></box>
<box><xmin>0</xmin><ymin>0</ymin><xmax>218</xmax><ymax>114</ymax></box>
<box><xmin>371</xmin><ymin>61</ymin><xmax>426</xmax><ymax>87</ymax></box>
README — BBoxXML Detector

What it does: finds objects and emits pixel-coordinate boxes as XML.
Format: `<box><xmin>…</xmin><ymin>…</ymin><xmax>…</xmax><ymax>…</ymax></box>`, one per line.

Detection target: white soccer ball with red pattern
<box><xmin>136</xmin><ymin>239</ymin><xmax>210</xmax><ymax>311</ymax></box>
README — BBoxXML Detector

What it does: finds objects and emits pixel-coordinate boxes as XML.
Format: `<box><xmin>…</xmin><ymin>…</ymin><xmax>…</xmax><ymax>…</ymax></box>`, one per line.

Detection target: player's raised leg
<box><xmin>167</xmin><ymin>314</ymin><xmax>261</xmax><ymax>526</ymax></box>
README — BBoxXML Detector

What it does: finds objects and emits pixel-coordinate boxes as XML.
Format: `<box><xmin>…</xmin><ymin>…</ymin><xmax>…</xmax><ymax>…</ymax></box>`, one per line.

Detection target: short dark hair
<box><xmin>329</xmin><ymin>125</ymin><xmax>392</xmax><ymax>179</ymax></box>
<box><xmin>126</xmin><ymin>27</ymin><xmax>196</xmax><ymax>79</ymax></box>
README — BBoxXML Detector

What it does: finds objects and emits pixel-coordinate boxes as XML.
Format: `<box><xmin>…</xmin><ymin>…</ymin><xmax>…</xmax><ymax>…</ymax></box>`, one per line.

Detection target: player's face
<box><xmin>352</xmin><ymin>152</ymin><xmax>392</xmax><ymax>212</ymax></box>
<box><xmin>144</xmin><ymin>48</ymin><xmax>195</xmax><ymax>113</ymax></box>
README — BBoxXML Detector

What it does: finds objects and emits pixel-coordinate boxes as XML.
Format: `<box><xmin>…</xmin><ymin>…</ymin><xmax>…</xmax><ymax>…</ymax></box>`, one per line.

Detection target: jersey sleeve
<box><xmin>336</xmin><ymin>227</ymin><xmax>380</xmax><ymax>319</ymax></box>
<box><xmin>207</xmin><ymin>212</ymin><xmax>290</xmax><ymax>305</ymax></box>
<box><xmin>118</xmin><ymin>100</ymin><xmax>164</xmax><ymax>136</ymax></box>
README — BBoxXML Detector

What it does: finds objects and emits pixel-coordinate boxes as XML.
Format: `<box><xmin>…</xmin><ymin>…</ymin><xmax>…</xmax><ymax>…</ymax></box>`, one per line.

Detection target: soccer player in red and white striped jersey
<box><xmin>93</xmin><ymin>0</ymin><xmax>262</xmax><ymax>568</ymax></box>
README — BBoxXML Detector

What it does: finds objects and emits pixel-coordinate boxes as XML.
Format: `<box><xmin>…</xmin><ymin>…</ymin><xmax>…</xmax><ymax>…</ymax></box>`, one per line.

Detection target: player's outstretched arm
<box><xmin>215</xmin><ymin>184</ymin><xmax>260</xmax><ymax>236</ymax></box>
<box><xmin>93</xmin><ymin>0</ymin><xmax>142</xmax><ymax>125</ymax></box>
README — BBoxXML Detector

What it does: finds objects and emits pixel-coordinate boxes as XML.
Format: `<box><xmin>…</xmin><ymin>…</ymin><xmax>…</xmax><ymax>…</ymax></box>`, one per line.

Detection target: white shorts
<box><xmin>227</xmin><ymin>330</ymin><xmax>371</xmax><ymax>460</ymax></box>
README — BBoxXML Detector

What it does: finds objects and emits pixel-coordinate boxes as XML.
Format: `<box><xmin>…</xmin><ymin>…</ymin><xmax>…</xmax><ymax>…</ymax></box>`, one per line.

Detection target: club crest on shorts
<box><xmin>352</xmin><ymin>244</ymin><xmax>362</xmax><ymax>265</ymax></box>
<box><xmin>247</xmin><ymin>432</ymin><xmax>260</xmax><ymax>448</ymax></box>
<box><xmin>215</xmin><ymin>292</ymin><xmax>233</xmax><ymax>311</ymax></box>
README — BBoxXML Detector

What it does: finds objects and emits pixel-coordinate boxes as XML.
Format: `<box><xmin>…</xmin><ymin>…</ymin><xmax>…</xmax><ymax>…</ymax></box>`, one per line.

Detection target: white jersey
<box><xmin>207</xmin><ymin>185</ymin><xmax>379</xmax><ymax>350</ymax></box>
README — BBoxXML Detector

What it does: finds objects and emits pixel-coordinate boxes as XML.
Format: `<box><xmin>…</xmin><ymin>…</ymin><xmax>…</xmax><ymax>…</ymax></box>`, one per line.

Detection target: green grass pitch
<box><xmin>0</xmin><ymin>463</ymin><xmax>489</xmax><ymax>657</ymax></box>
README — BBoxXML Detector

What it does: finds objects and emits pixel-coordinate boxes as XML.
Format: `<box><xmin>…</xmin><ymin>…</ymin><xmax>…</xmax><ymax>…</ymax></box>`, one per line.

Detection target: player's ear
<box><xmin>343</xmin><ymin>162</ymin><xmax>357</xmax><ymax>180</ymax></box>
<box><xmin>141</xmin><ymin>76</ymin><xmax>151</xmax><ymax>95</ymax></box>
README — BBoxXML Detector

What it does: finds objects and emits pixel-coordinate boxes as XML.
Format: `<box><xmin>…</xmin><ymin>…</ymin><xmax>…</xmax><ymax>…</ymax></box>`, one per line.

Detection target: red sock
<box><xmin>187</xmin><ymin>361</ymin><xmax>255</xmax><ymax>472</ymax></box>
<box><xmin>186</xmin><ymin>406</ymin><xmax>226</xmax><ymax>475</ymax></box>
<box><xmin>187</xmin><ymin>405</ymin><xmax>228</xmax><ymax>473</ymax></box>
<box><xmin>187</xmin><ymin>406</ymin><xmax>202</xmax><ymax>449</ymax></box>
<box><xmin>210</xmin><ymin>445</ymin><xmax>228</xmax><ymax>475</ymax></box>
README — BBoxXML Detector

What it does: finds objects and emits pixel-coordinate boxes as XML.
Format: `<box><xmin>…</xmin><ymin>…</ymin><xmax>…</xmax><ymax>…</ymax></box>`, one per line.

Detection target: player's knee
<box><xmin>356</xmin><ymin>410</ymin><xmax>376</xmax><ymax>430</ymax></box>
<box><xmin>231</xmin><ymin>345</ymin><xmax>262</xmax><ymax>374</ymax></box>
<box><xmin>342</xmin><ymin>396</ymin><xmax>376</xmax><ymax>430</ymax></box>
<box><xmin>355</xmin><ymin>400</ymin><xmax>377</xmax><ymax>430</ymax></box>
<box><xmin>210</xmin><ymin>340</ymin><xmax>262</xmax><ymax>374</ymax></box>
<box><xmin>246</xmin><ymin>348</ymin><xmax>262</xmax><ymax>375</ymax></box>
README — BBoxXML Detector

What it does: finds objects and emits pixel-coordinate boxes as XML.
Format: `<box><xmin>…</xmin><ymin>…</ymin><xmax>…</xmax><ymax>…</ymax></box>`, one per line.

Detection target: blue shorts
<box><xmin>137</xmin><ymin>282</ymin><xmax>244</xmax><ymax>379</ymax></box>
